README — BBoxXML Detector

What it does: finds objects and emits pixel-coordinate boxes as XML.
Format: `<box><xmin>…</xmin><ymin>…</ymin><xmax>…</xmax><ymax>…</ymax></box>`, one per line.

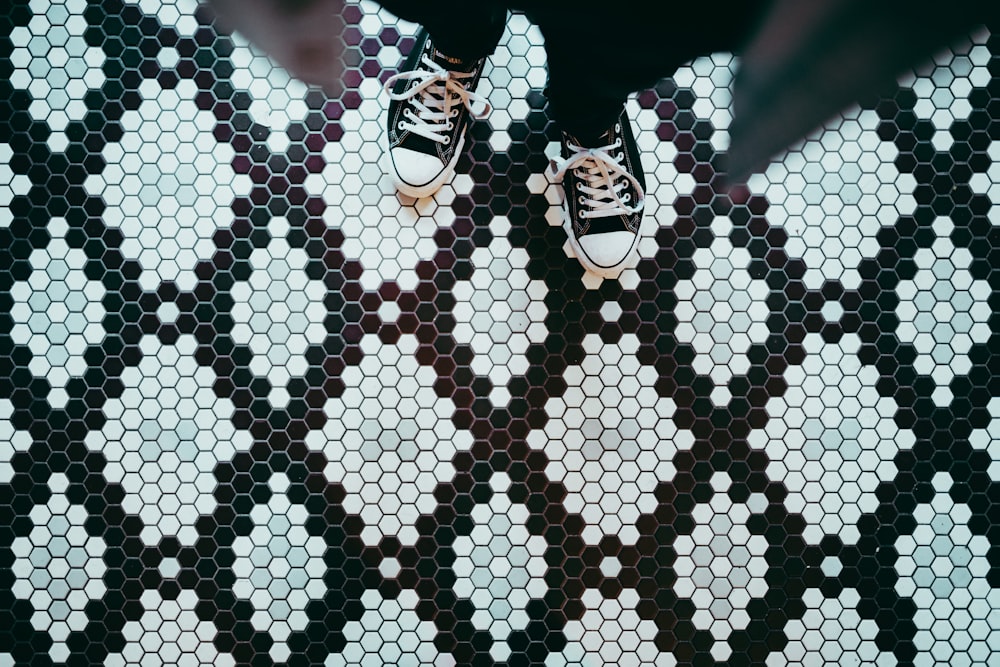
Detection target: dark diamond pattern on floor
<box><xmin>2</xmin><ymin>1</ymin><xmax>1000</xmax><ymax>665</ymax></box>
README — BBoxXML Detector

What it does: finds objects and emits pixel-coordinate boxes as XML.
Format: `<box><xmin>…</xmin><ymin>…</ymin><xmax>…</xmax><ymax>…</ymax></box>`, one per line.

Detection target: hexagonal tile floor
<box><xmin>2</xmin><ymin>1</ymin><xmax>1000</xmax><ymax>665</ymax></box>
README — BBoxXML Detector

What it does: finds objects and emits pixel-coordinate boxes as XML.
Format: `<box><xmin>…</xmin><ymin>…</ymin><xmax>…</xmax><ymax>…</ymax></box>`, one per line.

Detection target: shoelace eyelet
<box><xmin>577</xmin><ymin>195</ymin><xmax>586</xmax><ymax>205</ymax></box>
<box><xmin>442</xmin><ymin>136</ymin><xmax>451</xmax><ymax>145</ymax></box>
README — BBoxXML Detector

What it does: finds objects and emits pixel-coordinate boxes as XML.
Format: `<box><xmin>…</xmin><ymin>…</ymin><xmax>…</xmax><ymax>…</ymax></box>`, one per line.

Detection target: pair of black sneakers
<box><xmin>383</xmin><ymin>30</ymin><xmax>645</xmax><ymax>279</ymax></box>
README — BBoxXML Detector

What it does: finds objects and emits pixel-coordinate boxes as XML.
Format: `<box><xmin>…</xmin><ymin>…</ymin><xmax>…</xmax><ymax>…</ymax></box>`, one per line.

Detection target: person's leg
<box><xmin>528</xmin><ymin>1</ymin><xmax>770</xmax><ymax>141</ymax></box>
<box><xmin>377</xmin><ymin>1</ymin><xmax>507</xmax><ymax>198</ymax></box>
<box><xmin>376</xmin><ymin>0</ymin><xmax>506</xmax><ymax>61</ymax></box>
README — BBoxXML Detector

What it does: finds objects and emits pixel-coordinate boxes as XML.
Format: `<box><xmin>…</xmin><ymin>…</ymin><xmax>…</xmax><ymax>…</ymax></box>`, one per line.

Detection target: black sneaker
<box><xmin>383</xmin><ymin>29</ymin><xmax>491</xmax><ymax>198</ymax></box>
<box><xmin>549</xmin><ymin>108</ymin><xmax>646</xmax><ymax>278</ymax></box>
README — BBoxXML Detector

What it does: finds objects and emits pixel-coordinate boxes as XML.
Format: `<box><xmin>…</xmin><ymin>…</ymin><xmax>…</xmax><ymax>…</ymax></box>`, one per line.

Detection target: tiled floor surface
<box><xmin>2</xmin><ymin>1</ymin><xmax>1000</xmax><ymax>665</ymax></box>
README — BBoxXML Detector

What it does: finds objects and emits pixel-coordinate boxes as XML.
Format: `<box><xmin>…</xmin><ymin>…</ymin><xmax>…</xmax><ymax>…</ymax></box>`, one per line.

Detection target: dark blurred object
<box><xmin>206</xmin><ymin>0</ymin><xmax>346</xmax><ymax>96</ymax></box>
<box><xmin>274</xmin><ymin>0</ymin><xmax>321</xmax><ymax>9</ymax></box>
<box><xmin>728</xmin><ymin>0</ymin><xmax>998</xmax><ymax>180</ymax></box>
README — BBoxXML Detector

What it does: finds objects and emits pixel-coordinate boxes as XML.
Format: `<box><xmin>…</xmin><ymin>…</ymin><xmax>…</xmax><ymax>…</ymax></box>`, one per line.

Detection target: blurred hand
<box><xmin>206</xmin><ymin>0</ymin><xmax>347</xmax><ymax>95</ymax></box>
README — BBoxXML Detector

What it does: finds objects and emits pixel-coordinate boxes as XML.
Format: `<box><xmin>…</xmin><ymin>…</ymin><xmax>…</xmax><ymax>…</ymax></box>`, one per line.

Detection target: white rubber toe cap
<box><xmin>576</xmin><ymin>231</ymin><xmax>639</xmax><ymax>278</ymax></box>
<box><xmin>387</xmin><ymin>147</ymin><xmax>451</xmax><ymax>198</ymax></box>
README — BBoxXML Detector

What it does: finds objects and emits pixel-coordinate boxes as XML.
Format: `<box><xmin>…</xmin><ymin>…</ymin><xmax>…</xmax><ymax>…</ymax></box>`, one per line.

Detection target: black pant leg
<box><xmin>375</xmin><ymin>0</ymin><xmax>508</xmax><ymax>61</ymax></box>
<box><xmin>523</xmin><ymin>1</ymin><xmax>771</xmax><ymax>141</ymax></box>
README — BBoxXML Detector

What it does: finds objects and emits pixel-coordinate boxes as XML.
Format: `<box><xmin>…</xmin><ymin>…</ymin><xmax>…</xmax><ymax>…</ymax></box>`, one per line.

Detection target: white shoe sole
<box><xmin>560</xmin><ymin>198</ymin><xmax>642</xmax><ymax>280</ymax></box>
<box><xmin>384</xmin><ymin>135</ymin><xmax>466</xmax><ymax>199</ymax></box>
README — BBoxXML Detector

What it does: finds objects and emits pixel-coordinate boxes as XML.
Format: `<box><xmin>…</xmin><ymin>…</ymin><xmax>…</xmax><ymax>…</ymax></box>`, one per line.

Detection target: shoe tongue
<box><xmin>431</xmin><ymin>48</ymin><xmax>476</xmax><ymax>72</ymax></box>
<box><xmin>568</xmin><ymin>126</ymin><xmax>615</xmax><ymax>150</ymax></box>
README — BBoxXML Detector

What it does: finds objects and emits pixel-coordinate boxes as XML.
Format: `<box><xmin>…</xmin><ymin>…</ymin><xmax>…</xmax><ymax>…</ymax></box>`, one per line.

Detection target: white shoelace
<box><xmin>383</xmin><ymin>54</ymin><xmax>492</xmax><ymax>144</ymax></box>
<box><xmin>549</xmin><ymin>133</ymin><xmax>645</xmax><ymax>221</ymax></box>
